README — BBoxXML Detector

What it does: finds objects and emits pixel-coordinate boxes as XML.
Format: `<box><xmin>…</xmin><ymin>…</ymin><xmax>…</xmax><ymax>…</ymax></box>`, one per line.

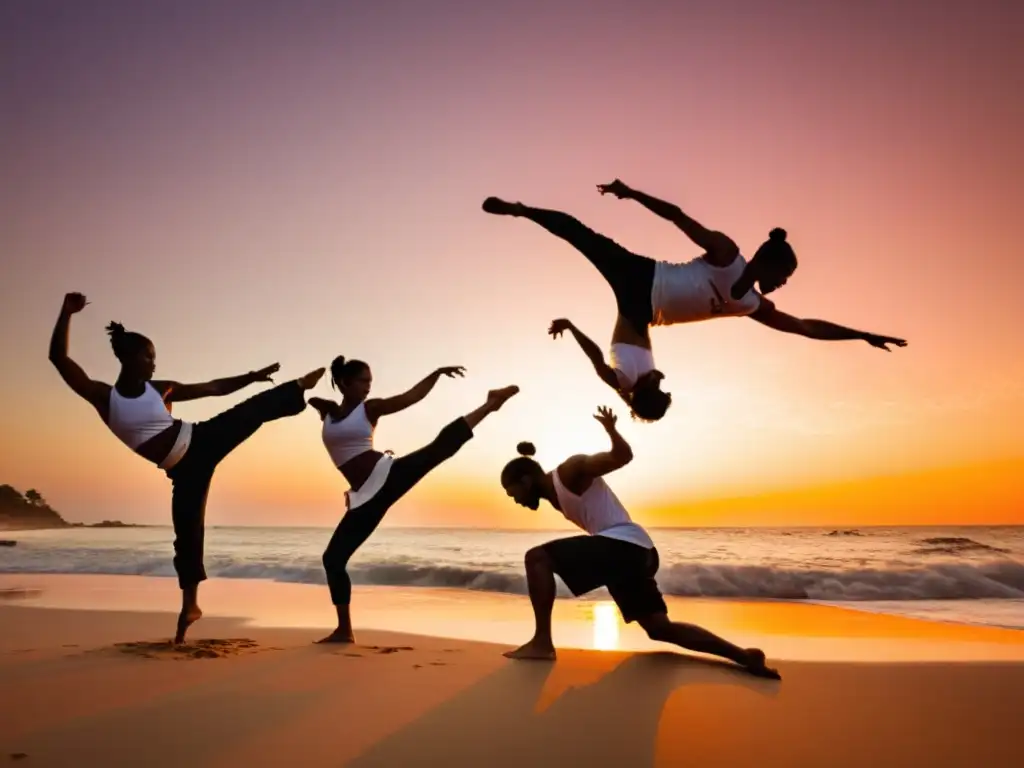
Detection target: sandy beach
<box><xmin>1</xmin><ymin>575</ymin><xmax>1022</xmax><ymax>767</ymax></box>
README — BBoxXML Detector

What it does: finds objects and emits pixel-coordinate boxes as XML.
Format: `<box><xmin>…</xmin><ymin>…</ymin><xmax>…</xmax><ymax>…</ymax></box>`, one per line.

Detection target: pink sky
<box><xmin>1</xmin><ymin>0</ymin><xmax>1022</xmax><ymax>527</ymax></box>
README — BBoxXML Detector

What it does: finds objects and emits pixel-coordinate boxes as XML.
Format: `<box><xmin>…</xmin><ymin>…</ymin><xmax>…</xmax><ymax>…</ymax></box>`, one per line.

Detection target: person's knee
<box><xmin>525</xmin><ymin>546</ymin><xmax>551</xmax><ymax>571</ymax></box>
<box><xmin>637</xmin><ymin>613</ymin><xmax>672</xmax><ymax>641</ymax></box>
<box><xmin>322</xmin><ymin>547</ymin><xmax>346</xmax><ymax>571</ymax></box>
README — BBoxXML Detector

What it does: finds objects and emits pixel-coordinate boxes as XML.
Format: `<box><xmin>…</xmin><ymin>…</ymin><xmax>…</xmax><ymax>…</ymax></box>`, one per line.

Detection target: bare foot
<box><xmin>503</xmin><ymin>639</ymin><xmax>556</xmax><ymax>661</ymax></box>
<box><xmin>298</xmin><ymin>367</ymin><xmax>326</xmax><ymax>390</ymax></box>
<box><xmin>482</xmin><ymin>197</ymin><xmax>522</xmax><ymax>216</ymax></box>
<box><xmin>316</xmin><ymin>630</ymin><xmax>356</xmax><ymax>644</ymax></box>
<box><xmin>486</xmin><ymin>385</ymin><xmax>520</xmax><ymax>411</ymax></box>
<box><xmin>174</xmin><ymin>606</ymin><xmax>202</xmax><ymax>644</ymax></box>
<box><xmin>743</xmin><ymin>648</ymin><xmax>781</xmax><ymax>680</ymax></box>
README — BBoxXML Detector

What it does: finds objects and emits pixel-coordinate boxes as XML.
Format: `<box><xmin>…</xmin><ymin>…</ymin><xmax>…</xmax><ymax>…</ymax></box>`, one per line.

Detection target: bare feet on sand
<box><xmin>174</xmin><ymin>606</ymin><xmax>203</xmax><ymax>644</ymax></box>
<box><xmin>316</xmin><ymin>630</ymin><xmax>356</xmax><ymax>644</ymax></box>
<box><xmin>482</xmin><ymin>197</ymin><xmax>523</xmax><ymax>216</ymax></box>
<box><xmin>743</xmin><ymin>648</ymin><xmax>781</xmax><ymax>680</ymax></box>
<box><xmin>487</xmin><ymin>386</ymin><xmax>520</xmax><ymax>411</ymax></box>
<box><xmin>503</xmin><ymin>639</ymin><xmax>556</xmax><ymax>661</ymax></box>
<box><xmin>298</xmin><ymin>368</ymin><xmax>326</xmax><ymax>390</ymax></box>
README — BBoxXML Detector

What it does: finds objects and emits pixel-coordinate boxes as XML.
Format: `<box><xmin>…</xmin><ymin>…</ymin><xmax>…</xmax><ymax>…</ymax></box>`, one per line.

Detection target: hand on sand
<box><xmin>597</xmin><ymin>179</ymin><xmax>631</xmax><ymax>198</ymax></box>
<box><xmin>593</xmin><ymin>405</ymin><xmax>617</xmax><ymax>431</ymax></box>
<box><xmin>62</xmin><ymin>292</ymin><xmax>89</xmax><ymax>314</ymax></box>
<box><xmin>253</xmin><ymin>363</ymin><xmax>280</xmax><ymax>382</ymax></box>
<box><xmin>548</xmin><ymin>318</ymin><xmax>573</xmax><ymax>338</ymax></box>
<box><xmin>863</xmin><ymin>334</ymin><xmax>907</xmax><ymax>352</ymax></box>
<box><xmin>436</xmin><ymin>366</ymin><xmax>466</xmax><ymax>379</ymax></box>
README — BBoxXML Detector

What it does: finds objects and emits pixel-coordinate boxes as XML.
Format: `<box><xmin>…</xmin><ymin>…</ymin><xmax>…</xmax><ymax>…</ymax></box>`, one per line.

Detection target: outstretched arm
<box><xmin>307</xmin><ymin>397</ymin><xmax>339</xmax><ymax>421</ymax></box>
<box><xmin>48</xmin><ymin>293</ymin><xmax>108</xmax><ymax>409</ymax></box>
<box><xmin>365</xmin><ymin>366</ymin><xmax>465</xmax><ymax>421</ymax></box>
<box><xmin>750</xmin><ymin>299</ymin><xmax>907</xmax><ymax>351</ymax></box>
<box><xmin>158</xmin><ymin>364</ymin><xmax>280</xmax><ymax>403</ymax></box>
<box><xmin>549</xmin><ymin>319</ymin><xmax>620</xmax><ymax>391</ymax></box>
<box><xmin>598</xmin><ymin>179</ymin><xmax>738</xmax><ymax>266</ymax></box>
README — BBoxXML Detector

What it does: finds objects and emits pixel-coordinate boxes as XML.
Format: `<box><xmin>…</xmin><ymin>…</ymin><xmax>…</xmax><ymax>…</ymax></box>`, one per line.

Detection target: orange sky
<box><xmin>1</xmin><ymin>0</ymin><xmax>1022</xmax><ymax>527</ymax></box>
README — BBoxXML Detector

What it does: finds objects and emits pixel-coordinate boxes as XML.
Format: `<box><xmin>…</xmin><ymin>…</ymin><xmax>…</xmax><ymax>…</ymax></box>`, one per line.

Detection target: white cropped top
<box><xmin>551</xmin><ymin>465</ymin><xmax>654</xmax><ymax>549</ymax></box>
<box><xmin>609</xmin><ymin>343</ymin><xmax>655</xmax><ymax>391</ymax></box>
<box><xmin>322</xmin><ymin>402</ymin><xmax>375</xmax><ymax>468</ymax></box>
<box><xmin>107</xmin><ymin>382</ymin><xmax>191</xmax><ymax>471</ymax></box>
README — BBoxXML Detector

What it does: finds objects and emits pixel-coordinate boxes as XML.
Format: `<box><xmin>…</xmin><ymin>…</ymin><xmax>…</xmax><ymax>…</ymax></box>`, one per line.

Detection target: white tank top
<box><xmin>322</xmin><ymin>402</ymin><xmax>375</xmax><ymax>468</ymax></box>
<box><xmin>107</xmin><ymin>382</ymin><xmax>176</xmax><ymax>449</ymax></box>
<box><xmin>608</xmin><ymin>343</ymin><xmax>655</xmax><ymax>391</ymax></box>
<box><xmin>650</xmin><ymin>254</ymin><xmax>761</xmax><ymax>326</ymax></box>
<box><xmin>551</xmin><ymin>465</ymin><xmax>654</xmax><ymax>549</ymax></box>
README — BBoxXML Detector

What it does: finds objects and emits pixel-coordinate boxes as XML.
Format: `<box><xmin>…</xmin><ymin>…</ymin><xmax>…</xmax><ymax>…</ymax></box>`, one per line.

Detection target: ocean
<box><xmin>3</xmin><ymin>525</ymin><xmax>1023</xmax><ymax>630</ymax></box>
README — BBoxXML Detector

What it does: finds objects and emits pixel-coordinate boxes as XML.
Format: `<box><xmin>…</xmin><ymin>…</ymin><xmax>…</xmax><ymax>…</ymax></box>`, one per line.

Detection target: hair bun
<box><xmin>335</xmin><ymin>355</ymin><xmax>346</xmax><ymax>366</ymax></box>
<box><xmin>769</xmin><ymin>227</ymin><xmax>787</xmax><ymax>242</ymax></box>
<box><xmin>516</xmin><ymin>441</ymin><xmax>536</xmax><ymax>457</ymax></box>
<box><xmin>105</xmin><ymin>321</ymin><xmax>125</xmax><ymax>338</ymax></box>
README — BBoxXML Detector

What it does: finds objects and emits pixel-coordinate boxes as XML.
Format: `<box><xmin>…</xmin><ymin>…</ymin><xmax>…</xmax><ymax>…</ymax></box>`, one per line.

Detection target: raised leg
<box><xmin>504</xmin><ymin>546</ymin><xmax>558</xmax><ymax>661</ymax></box>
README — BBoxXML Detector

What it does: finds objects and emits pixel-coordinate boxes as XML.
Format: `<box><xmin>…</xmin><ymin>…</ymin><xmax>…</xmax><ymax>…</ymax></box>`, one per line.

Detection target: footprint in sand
<box><xmin>429</xmin><ymin>661</ymin><xmax>447</xmax><ymax>667</ymax></box>
<box><xmin>362</xmin><ymin>645</ymin><xmax>414</xmax><ymax>655</ymax></box>
<box><xmin>9</xmin><ymin>754</ymin><xmax>28</xmax><ymax>761</ymax></box>
<box><xmin>108</xmin><ymin>638</ymin><xmax>263</xmax><ymax>661</ymax></box>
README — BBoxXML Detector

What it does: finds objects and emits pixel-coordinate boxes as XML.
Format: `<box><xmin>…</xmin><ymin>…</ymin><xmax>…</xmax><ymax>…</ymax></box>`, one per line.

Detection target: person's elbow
<box><xmin>616</xmin><ymin>446</ymin><xmax>634</xmax><ymax>466</ymax></box>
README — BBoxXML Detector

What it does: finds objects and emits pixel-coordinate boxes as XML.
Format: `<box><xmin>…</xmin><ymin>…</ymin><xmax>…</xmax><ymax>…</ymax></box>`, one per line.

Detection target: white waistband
<box><xmin>158</xmin><ymin>421</ymin><xmax>193</xmax><ymax>471</ymax></box>
<box><xmin>346</xmin><ymin>454</ymin><xmax>394</xmax><ymax>511</ymax></box>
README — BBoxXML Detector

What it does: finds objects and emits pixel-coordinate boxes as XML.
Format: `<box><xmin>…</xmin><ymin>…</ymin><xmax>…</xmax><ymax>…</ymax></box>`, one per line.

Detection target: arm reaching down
<box><xmin>365</xmin><ymin>366</ymin><xmax>465</xmax><ymax>421</ymax></box>
<box><xmin>159</xmin><ymin>364</ymin><xmax>280</xmax><ymax>403</ymax></box>
<box><xmin>750</xmin><ymin>298</ymin><xmax>907</xmax><ymax>350</ymax></box>
<box><xmin>48</xmin><ymin>292</ymin><xmax>109</xmax><ymax>410</ymax></box>
<box><xmin>549</xmin><ymin>319</ymin><xmax>620</xmax><ymax>390</ymax></box>
<box><xmin>597</xmin><ymin>179</ymin><xmax>738</xmax><ymax>266</ymax></box>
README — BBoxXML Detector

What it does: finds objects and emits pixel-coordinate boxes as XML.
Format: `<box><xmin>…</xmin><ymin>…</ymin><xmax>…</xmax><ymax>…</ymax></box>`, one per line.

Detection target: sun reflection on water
<box><xmin>592</xmin><ymin>601</ymin><xmax>620</xmax><ymax>650</ymax></box>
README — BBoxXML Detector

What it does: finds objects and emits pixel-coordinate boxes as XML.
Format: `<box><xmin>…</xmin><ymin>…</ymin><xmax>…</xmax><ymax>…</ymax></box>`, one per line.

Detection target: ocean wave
<box><xmin>3</xmin><ymin>551</ymin><xmax>1023</xmax><ymax>601</ymax></box>
<box><xmin>911</xmin><ymin>536</ymin><xmax>1011</xmax><ymax>556</ymax></box>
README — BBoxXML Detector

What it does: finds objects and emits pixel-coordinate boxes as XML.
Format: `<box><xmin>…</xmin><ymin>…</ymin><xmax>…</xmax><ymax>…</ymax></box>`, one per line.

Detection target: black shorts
<box><xmin>541</xmin><ymin>535</ymin><xmax>667</xmax><ymax>623</ymax></box>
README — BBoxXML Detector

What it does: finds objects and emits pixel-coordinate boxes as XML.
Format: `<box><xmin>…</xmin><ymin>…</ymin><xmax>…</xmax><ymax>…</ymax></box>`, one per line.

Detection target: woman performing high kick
<box><xmin>483</xmin><ymin>181</ymin><xmax>905</xmax><ymax>422</ymax></box>
<box><xmin>310</xmin><ymin>356</ymin><xmax>519</xmax><ymax>643</ymax></box>
<box><xmin>499</xmin><ymin>405</ymin><xmax>780</xmax><ymax>679</ymax></box>
<box><xmin>48</xmin><ymin>292</ymin><xmax>325</xmax><ymax>643</ymax></box>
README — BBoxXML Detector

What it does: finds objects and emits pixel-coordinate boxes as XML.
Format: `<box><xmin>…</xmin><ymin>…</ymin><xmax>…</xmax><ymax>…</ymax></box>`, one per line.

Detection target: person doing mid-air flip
<box><xmin>483</xmin><ymin>180</ymin><xmax>906</xmax><ymax>422</ymax></box>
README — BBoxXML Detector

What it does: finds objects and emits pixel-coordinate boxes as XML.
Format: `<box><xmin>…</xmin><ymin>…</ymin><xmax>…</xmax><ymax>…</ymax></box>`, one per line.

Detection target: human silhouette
<box><xmin>498</xmin><ymin>405</ymin><xmax>779</xmax><ymax>679</ymax></box>
<box><xmin>47</xmin><ymin>292</ymin><xmax>325</xmax><ymax>642</ymax></box>
<box><xmin>483</xmin><ymin>182</ymin><xmax>906</xmax><ymax>421</ymax></box>
<box><xmin>310</xmin><ymin>356</ymin><xmax>519</xmax><ymax>644</ymax></box>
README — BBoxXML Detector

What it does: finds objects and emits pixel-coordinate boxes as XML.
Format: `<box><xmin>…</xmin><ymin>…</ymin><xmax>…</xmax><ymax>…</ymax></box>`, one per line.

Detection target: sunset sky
<box><xmin>2</xmin><ymin>0</ymin><xmax>1022</xmax><ymax>528</ymax></box>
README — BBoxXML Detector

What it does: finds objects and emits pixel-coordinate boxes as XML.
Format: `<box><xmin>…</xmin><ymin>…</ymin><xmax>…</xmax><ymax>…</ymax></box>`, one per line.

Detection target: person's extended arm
<box><xmin>48</xmin><ymin>292</ymin><xmax>108</xmax><ymax>408</ymax></box>
<box><xmin>750</xmin><ymin>299</ymin><xmax>907</xmax><ymax>350</ymax></box>
<box><xmin>579</xmin><ymin>406</ymin><xmax>634</xmax><ymax>478</ymax></box>
<box><xmin>365</xmin><ymin>366</ymin><xmax>465</xmax><ymax>421</ymax></box>
<box><xmin>159</xmin><ymin>364</ymin><xmax>280</xmax><ymax>403</ymax></box>
<box><xmin>548</xmin><ymin>319</ymin><xmax>620</xmax><ymax>390</ymax></box>
<box><xmin>597</xmin><ymin>179</ymin><xmax>737</xmax><ymax>265</ymax></box>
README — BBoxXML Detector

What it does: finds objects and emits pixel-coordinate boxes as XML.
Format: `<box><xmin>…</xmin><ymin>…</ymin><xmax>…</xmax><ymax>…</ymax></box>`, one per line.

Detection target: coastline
<box><xmin>1</xmin><ymin>575</ymin><xmax>1023</xmax><ymax>766</ymax></box>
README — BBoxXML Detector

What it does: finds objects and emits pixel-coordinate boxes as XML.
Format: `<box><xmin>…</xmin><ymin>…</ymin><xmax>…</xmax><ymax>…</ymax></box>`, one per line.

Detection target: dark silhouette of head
<box><xmin>330</xmin><ymin>356</ymin><xmax>372</xmax><ymax>402</ymax></box>
<box><xmin>500</xmin><ymin>442</ymin><xmax>546</xmax><ymax>510</ymax></box>
<box><xmin>749</xmin><ymin>228</ymin><xmax>797</xmax><ymax>294</ymax></box>
<box><xmin>625</xmin><ymin>370</ymin><xmax>671</xmax><ymax>422</ymax></box>
<box><xmin>106</xmin><ymin>322</ymin><xmax>155</xmax><ymax>381</ymax></box>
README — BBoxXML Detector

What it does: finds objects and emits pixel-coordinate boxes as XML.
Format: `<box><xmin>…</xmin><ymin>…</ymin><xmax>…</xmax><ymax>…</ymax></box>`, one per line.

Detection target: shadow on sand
<box><xmin>347</xmin><ymin>651</ymin><xmax>780</xmax><ymax>767</ymax></box>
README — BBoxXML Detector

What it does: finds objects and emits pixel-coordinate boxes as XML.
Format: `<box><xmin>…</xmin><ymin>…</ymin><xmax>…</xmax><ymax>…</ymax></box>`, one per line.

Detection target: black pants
<box><xmin>322</xmin><ymin>417</ymin><xmax>474</xmax><ymax>606</ymax></box>
<box><xmin>520</xmin><ymin>206</ymin><xmax>656</xmax><ymax>333</ymax></box>
<box><xmin>166</xmin><ymin>380</ymin><xmax>307</xmax><ymax>589</ymax></box>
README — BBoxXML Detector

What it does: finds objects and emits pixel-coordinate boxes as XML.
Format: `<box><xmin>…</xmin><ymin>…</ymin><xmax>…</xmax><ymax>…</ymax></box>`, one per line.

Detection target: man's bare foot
<box><xmin>486</xmin><ymin>385</ymin><xmax>520</xmax><ymax>412</ymax></box>
<box><xmin>503</xmin><ymin>639</ymin><xmax>556</xmax><ymax>661</ymax></box>
<box><xmin>482</xmin><ymin>197</ymin><xmax>523</xmax><ymax>216</ymax></box>
<box><xmin>316</xmin><ymin>629</ymin><xmax>356</xmax><ymax>644</ymax></box>
<box><xmin>743</xmin><ymin>648</ymin><xmax>781</xmax><ymax>680</ymax></box>
<box><xmin>298</xmin><ymin>367</ymin><xmax>326</xmax><ymax>390</ymax></box>
<box><xmin>174</xmin><ymin>606</ymin><xmax>202</xmax><ymax>644</ymax></box>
